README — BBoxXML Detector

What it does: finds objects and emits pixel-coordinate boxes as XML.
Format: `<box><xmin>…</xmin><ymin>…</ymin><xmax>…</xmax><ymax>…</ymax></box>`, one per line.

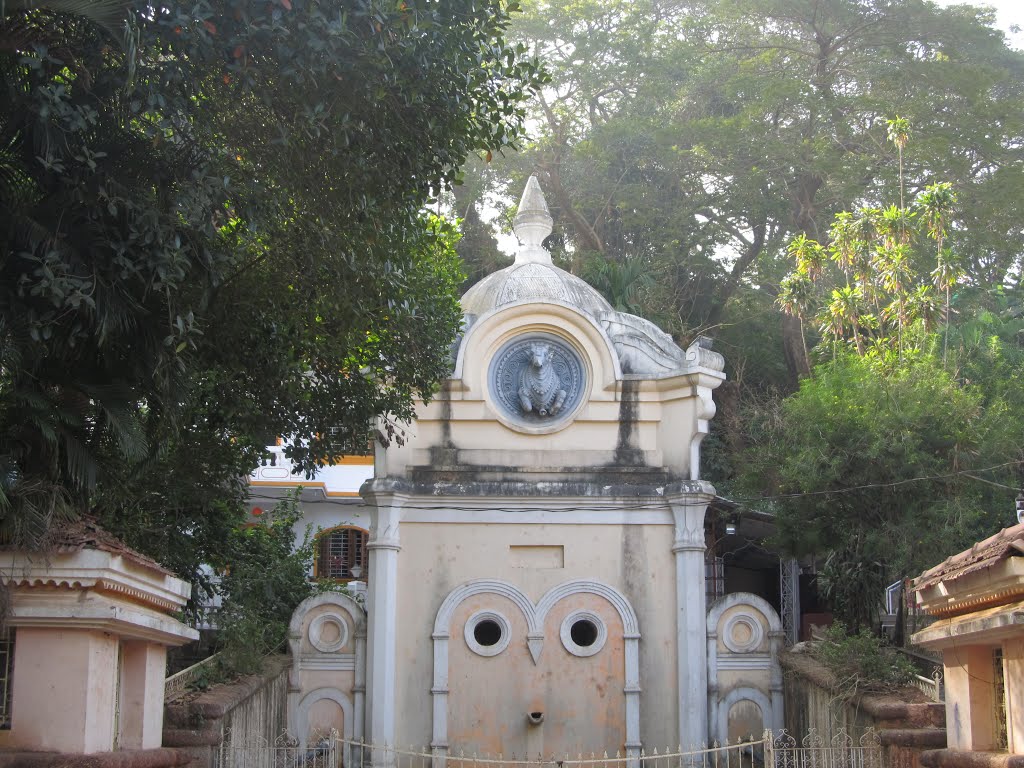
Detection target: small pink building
<box><xmin>0</xmin><ymin>518</ymin><xmax>198</xmax><ymax>754</ymax></box>
<box><xmin>912</xmin><ymin>521</ymin><xmax>1024</xmax><ymax>756</ymax></box>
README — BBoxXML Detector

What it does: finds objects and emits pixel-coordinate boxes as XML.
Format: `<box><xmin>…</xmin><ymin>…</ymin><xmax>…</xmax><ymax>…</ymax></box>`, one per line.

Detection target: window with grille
<box><xmin>315</xmin><ymin>527</ymin><xmax>369</xmax><ymax>581</ymax></box>
<box><xmin>706</xmin><ymin>555</ymin><xmax>725</xmax><ymax>606</ymax></box>
<box><xmin>326</xmin><ymin>427</ymin><xmax>373</xmax><ymax>456</ymax></box>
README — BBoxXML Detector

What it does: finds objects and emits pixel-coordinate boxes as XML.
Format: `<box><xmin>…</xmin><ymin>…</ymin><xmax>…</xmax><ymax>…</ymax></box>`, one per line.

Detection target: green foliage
<box><xmin>813</xmin><ymin>622</ymin><xmax>916</xmax><ymax>693</ymax></box>
<box><xmin>776</xmin><ymin>118</ymin><xmax>962</xmax><ymax>365</ymax></box>
<box><xmin>0</xmin><ymin>0</ymin><xmax>542</xmax><ymax>570</ymax></box>
<box><xmin>215</xmin><ymin>493</ymin><xmax>316</xmax><ymax>677</ymax></box>
<box><xmin>469</xmin><ymin>0</ymin><xmax>1024</xmax><ymax>388</ymax></box>
<box><xmin>740</xmin><ymin>349</ymin><xmax>1023</xmax><ymax>629</ymax></box>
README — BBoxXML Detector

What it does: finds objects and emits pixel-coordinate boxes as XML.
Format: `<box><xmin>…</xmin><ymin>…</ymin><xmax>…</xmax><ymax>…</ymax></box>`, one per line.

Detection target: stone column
<box><xmin>706</xmin><ymin>629</ymin><xmax>718</xmax><ymax>744</ymax></box>
<box><xmin>354</xmin><ymin>625</ymin><xmax>367</xmax><ymax>742</ymax></box>
<box><xmin>362</xmin><ymin>481</ymin><xmax>406</xmax><ymax>768</ymax></box>
<box><xmin>117</xmin><ymin>641</ymin><xmax>167</xmax><ymax>749</ymax></box>
<box><xmin>769</xmin><ymin>629</ymin><xmax>785</xmax><ymax>731</ymax></box>
<box><xmin>667</xmin><ymin>482</ymin><xmax>715</xmax><ymax>749</ymax></box>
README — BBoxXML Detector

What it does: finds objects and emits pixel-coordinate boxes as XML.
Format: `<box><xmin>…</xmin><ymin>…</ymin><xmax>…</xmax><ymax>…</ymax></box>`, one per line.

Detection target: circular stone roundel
<box><xmin>559</xmin><ymin>610</ymin><xmax>607</xmax><ymax>657</ymax></box>
<box><xmin>722</xmin><ymin>612</ymin><xmax>764</xmax><ymax>654</ymax></box>
<box><xmin>308</xmin><ymin>612</ymin><xmax>349</xmax><ymax>653</ymax></box>
<box><xmin>488</xmin><ymin>333</ymin><xmax>586</xmax><ymax>430</ymax></box>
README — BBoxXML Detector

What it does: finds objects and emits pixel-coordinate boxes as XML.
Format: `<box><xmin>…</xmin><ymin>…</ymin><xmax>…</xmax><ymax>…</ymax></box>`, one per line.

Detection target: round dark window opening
<box><xmin>570</xmin><ymin>618</ymin><xmax>599</xmax><ymax>648</ymax></box>
<box><xmin>473</xmin><ymin>619</ymin><xmax>503</xmax><ymax>647</ymax></box>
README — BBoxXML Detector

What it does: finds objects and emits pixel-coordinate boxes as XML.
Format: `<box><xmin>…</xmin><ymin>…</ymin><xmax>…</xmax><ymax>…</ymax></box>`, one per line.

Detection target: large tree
<box><xmin>473</xmin><ymin>0</ymin><xmax>1024</xmax><ymax>384</ymax></box>
<box><xmin>0</xmin><ymin>0</ymin><xmax>542</xmax><ymax>574</ymax></box>
<box><xmin>737</xmin><ymin>338</ymin><xmax>1024</xmax><ymax>630</ymax></box>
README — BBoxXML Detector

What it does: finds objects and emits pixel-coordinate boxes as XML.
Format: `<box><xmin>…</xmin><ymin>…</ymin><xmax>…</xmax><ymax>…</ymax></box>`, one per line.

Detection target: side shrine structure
<box><xmin>284</xmin><ymin>178</ymin><xmax>784</xmax><ymax>762</ymax></box>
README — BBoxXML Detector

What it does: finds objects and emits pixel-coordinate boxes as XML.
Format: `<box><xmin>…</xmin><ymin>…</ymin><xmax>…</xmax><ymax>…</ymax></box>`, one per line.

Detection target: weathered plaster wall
<box><xmin>445</xmin><ymin>592</ymin><xmax>626</xmax><ymax>757</ymax></box>
<box><xmin>707</xmin><ymin>594</ymin><xmax>783</xmax><ymax>743</ymax></box>
<box><xmin>394</xmin><ymin>520</ymin><xmax>679</xmax><ymax>753</ymax></box>
<box><xmin>381</xmin><ymin>302</ymin><xmax>708</xmax><ymax>481</ymax></box>
<box><xmin>118</xmin><ymin>641</ymin><xmax>168</xmax><ymax>749</ymax></box>
<box><xmin>7</xmin><ymin>628</ymin><xmax>119</xmax><ymax>753</ymax></box>
<box><xmin>288</xmin><ymin>592</ymin><xmax>364</xmax><ymax>745</ymax></box>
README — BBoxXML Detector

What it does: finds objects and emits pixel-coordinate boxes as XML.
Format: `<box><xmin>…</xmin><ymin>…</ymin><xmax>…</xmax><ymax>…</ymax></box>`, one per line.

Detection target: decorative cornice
<box><xmin>8</xmin><ymin>592</ymin><xmax>197</xmax><ymax>645</ymax></box>
<box><xmin>685</xmin><ymin>338</ymin><xmax>726</xmax><ymax>374</ymax></box>
<box><xmin>0</xmin><ymin>548</ymin><xmax>191</xmax><ymax>615</ymax></box>
<box><xmin>922</xmin><ymin>584</ymin><xmax>1024</xmax><ymax>618</ymax></box>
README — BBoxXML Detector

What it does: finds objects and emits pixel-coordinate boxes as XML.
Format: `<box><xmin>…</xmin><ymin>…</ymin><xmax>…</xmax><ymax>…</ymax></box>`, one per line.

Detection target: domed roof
<box><xmin>457</xmin><ymin>177</ymin><xmax>725</xmax><ymax>378</ymax></box>
<box><xmin>461</xmin><ymin>261</ymin><xmax>613</xmax><ymax>317</ymax></box>
<box><xmin>460</xmin><ymin>176</ymin><xmax>613</xmax><ymax>318</ymax></box>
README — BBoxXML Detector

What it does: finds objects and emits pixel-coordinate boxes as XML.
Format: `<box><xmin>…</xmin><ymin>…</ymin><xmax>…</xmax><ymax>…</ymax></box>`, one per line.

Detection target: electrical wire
<box><xmin>246</xmin><ymin>459</ymin><xmax>1023</xmax><ymax>514</ymax></box>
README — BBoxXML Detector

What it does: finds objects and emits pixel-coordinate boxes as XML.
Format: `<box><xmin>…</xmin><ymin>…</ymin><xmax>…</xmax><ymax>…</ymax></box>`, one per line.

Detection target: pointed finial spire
<box><xmin>512</xmin><ymin>175</ymin><xmax>553</xmax><ymax>265</ymax></box>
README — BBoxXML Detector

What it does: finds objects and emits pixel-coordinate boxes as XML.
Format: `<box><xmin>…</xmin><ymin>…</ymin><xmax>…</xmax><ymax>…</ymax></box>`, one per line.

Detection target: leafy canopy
<box><xmin>0</xmin><ymin>0</ymin><xmax>543</xmax><ymax>571</ymax></box>
<box><xmin>740</xmin><ymin>346</ymin><xmax>1023</xmax><ymax>629</ymax></box>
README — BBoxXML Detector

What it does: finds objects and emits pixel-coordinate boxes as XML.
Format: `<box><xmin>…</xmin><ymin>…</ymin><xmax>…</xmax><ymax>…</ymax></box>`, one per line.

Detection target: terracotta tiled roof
<box><xmin>911</xmin><ymin>522</ymin><xmax>1024</xmax><ymax>592</ymax></box>
<box><xmin>40</xmin><ymin>516</ymin><xmax>174</xmax><ymax>576</ymax></box>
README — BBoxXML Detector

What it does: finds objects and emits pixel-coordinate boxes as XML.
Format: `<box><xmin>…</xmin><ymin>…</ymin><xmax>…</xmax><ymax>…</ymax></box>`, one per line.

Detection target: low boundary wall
<box><xmin>781</xmin><ymin>649</ymin><xmax>946</xmax><ymax>768</ymax></box>
<box><xmin>163</xmin><ymin>655</ymin><xmax>290</xmax><ymax>768</ymax></box>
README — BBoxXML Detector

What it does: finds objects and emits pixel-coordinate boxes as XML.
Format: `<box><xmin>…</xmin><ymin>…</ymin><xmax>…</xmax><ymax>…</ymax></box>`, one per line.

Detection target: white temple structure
<box><xmin>279</xmin><ymin>178</ymin><xmax>783</xmax><ymax>760</ymax></box>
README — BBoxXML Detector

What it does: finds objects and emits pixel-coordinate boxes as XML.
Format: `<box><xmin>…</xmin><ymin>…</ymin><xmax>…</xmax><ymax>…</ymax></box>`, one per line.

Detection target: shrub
<box><xmin>216</xmin><ymin>492</ymin><xmax>317</xmax><ymax>676</ymax></box>
<box><xmin>813</xmin><ymin>622</ymin><xmax>917</xmax><ymax>693</ymax></box>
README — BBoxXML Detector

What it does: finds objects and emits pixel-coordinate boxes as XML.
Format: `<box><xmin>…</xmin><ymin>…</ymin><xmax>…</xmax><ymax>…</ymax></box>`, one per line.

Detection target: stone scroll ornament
<box><xmin>489</xmin><ymin>335</ymin><xmax>585</xmax><ymax>426</ymax></box>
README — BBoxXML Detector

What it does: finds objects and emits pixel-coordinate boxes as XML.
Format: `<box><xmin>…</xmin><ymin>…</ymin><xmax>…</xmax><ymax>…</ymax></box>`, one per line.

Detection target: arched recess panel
<box><xmin>431</xmin><ymin>579</ymin><xmax>640</xmax><ymax>761</ymax></box>
<box><xmin>288</xmin><ymin>592</ymin><xmax>366</xmax><ymax>749</ymax></box>
<box><xmin>706</xmin><ymin>593</ymin><xmax>783</xmax><ymax>744</ymax></box>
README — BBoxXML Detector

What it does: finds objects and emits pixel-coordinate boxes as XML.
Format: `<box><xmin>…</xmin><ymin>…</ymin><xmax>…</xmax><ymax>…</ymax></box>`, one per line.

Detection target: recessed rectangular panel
<box><xmin>509</xmin><ymin>545</ymin><xmax>564</xmax><ymax>569</ymax></box>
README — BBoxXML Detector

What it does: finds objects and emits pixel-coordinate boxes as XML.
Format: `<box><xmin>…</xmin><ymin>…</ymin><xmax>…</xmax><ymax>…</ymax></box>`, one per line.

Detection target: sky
<box><xmin>932</xmin><ymin>0</ymin><xmax>1024</xmax><ymax>48</ymax></box>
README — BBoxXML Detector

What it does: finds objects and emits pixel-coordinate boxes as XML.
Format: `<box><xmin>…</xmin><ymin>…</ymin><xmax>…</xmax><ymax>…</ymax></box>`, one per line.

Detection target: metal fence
<box><xmin>765</xmin><ymin>728</ymin><xmax>882</xmax><ymax>768</ymax></box>
<box><xmin>337</xmin><ymin>737</ymin><xmax>766</xmax><ymax>768</ymax></box>
<box><xmin>217</xmin><ymin>729</ymin><xmax>883</xmax><ymax>768</ymax></box>
<box><xmin>220</xmin><ymin>731</ymin><xmax>339</xmax><ymax>768</ymax></box>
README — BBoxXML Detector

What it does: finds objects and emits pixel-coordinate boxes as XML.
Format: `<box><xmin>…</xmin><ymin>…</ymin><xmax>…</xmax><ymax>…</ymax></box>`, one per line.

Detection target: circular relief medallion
<box><xmin>722</xmin><ymin>612</ymin><xmax>764</xmax><ymax>654</ymax></box>
<box><xmin>488</xmin><ymin>333</ymin><xmax>586</xmax><ymax>430</ymax></box>
<box><xmin>308</xmin><ymin>612</ymin><xmax>349</xmax><ymax>653</ymax></box>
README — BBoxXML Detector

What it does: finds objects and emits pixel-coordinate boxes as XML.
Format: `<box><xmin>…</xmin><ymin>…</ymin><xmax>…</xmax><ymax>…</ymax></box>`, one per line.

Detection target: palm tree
<box><xmin>917</xmin><ymin>182</ymin><xmax>959</xmax><ymax>365</ymax></box>
<box><xmin>874</xmin><ymin>243</ymin><xmax>913</xmax><ymax>358</ymax></box>
<box><xmin>887</xmin><ymin>116</ymin><xmax>911</xmax><ymax>223</ymax></box>
<box><xmin>828</xmin><ymin>212</ymin><xmax>859</xmax><ymax>285</ymax></box>
<box><xmin>582</xmin><ymin>256</ymin><xmax>655</xmax><ymax>315</ymax></box>
<box><xmin>789</xmin><ymin>233</ymin><xmax>826</xmax><ymax>280</ymax></box>
<box><xmin>825</xmin><ymin>285</ymin><xmax>866</xmax><ymax>356</ymax></box>
<box><xmin>777</xmin><ymin>272</ymin><xmax>817</xmax><ymax>373</ymax></box>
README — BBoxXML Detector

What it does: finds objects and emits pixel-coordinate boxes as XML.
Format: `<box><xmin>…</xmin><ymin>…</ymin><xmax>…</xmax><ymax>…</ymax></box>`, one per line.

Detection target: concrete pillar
<box><xmin>1003</xmin><ymin>638</ymin><xmax>1024</xmax><ymax>754</ymax></box>
<box><xmin>706</xmin><ymin>630</ymin><xmax>718</xmax><ymax>744</ymax></box>
<box><xmin>363</xmin><ymin>483</ymin><xmax>405</xmax><ymax>768</ymax></box>
<box><xmin>118</xmin><ymin>641</ymin><xmax>167</xmax><ymax>749</ymax></box>
<box><xmin>769</xmin><ymin>630</ymin><xmax>785</xmax><ymax>731</ymax></box>
<box><xmin>942</xmin><ymin>644</ymin><xmax>997</xmax><ymax>750</ymax></box>
<box><xmin>668</xmin><ymin>483</ymin><xmax>714</xmax><ymax>749</ymax></box>
<box><xmin>354</xmin><ymin>626</ymin><xmax>367</xmax><ymax>742</ymax></box>
<box><xmin>10</xmin><ymin>628</ymin><xmax>118</xmax><ymax>753</ymax></box>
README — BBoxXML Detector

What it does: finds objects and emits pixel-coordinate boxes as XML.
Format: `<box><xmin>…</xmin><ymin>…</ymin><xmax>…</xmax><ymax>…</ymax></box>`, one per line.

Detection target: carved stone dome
<box><xmin>461</xmin><ymin>261</ymin><xmax>613</xmax><ymax>317</ymax></box>
<box><xmin>458</xmin><ymin>176</ymin><xmax>725</xmax><ymax>377</ymax></box>
<box><xmin>460</xmin><ymin>176</ymin><xmax>612</xmax><ymax>318</ymax></box>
